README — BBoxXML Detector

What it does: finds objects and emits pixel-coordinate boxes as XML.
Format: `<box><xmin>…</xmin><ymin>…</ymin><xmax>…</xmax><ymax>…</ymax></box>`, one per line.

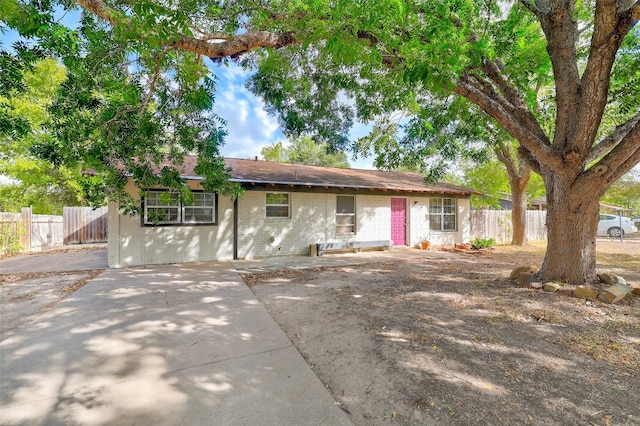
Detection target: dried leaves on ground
<box><xmin>246</xmin><ymin>242</ymin><xmax>640</xmax><ymax>426</ymax></box>
<box><xmin>1</xmin><ymin>269</ymin><xmax>103</xmax><ymax>341</ymax></box>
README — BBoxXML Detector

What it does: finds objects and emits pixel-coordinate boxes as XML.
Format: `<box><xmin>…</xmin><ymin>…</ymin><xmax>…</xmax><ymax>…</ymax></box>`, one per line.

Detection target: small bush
<box><xmin>0</xmin><ymin>223</ymin><xmax>24</xmax><ymax>255</ymax></box>
<box><xmin>470</xmin><ymin>237</ymin><xmax>496</xmax><ymax>250</ymax></box>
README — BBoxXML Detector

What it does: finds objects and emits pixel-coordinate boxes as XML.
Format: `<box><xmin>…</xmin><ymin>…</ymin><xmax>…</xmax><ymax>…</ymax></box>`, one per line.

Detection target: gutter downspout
<box><xmin>233</xmin><ymin>198</ymin><xmax>238</xmax><ymax>260</ymax></box>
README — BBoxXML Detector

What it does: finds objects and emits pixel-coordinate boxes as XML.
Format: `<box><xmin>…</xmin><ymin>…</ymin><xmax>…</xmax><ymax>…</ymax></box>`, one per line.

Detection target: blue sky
<box><xmin>210</xmin><ymin>62</ymin><xmax>375</xmax><ymax>169</ymax></box>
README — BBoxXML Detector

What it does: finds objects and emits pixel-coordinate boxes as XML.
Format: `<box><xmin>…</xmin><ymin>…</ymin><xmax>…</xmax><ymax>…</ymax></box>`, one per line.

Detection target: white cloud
<box><xmin>253</xmin><ymin>105</ymin><xmax>279</xmax><ymax>138</ymax></box>
<box><xmin>210</xmin><ymin>63</ymin><xmax>284</xmax><ymax>159</ymax></box>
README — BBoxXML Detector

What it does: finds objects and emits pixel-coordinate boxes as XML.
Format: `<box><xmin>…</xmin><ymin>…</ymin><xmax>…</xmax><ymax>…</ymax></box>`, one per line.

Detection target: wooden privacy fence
<box><xmin>0</xmin><ymin>208</ymin><xmax>63</xmax><ymax>252</ymax></box>
<box><xmin>63</xmin><ymin>206</ymin><xmax>108</xmax><ymax>245</ymax></box>
<box><xmin>0</xmin><ymin>206</ymin><xmax>108</xmax><ymax>253</ymax></box>
<box><xmin>470</xmin><ymin>210</ymin><xmax>547</xmax><ymax>243</ymax></box>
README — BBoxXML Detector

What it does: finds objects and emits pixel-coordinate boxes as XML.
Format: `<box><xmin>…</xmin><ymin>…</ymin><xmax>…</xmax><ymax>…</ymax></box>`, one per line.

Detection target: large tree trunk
<box><xmin>510</xmin><ymin>177</ymin><xmax>528</xmax><ymax>245</ymax></box>
<box><xmin>539</xmin><ymin>174</ymin><xmax>601</xmax><ymax>286</ymax></box>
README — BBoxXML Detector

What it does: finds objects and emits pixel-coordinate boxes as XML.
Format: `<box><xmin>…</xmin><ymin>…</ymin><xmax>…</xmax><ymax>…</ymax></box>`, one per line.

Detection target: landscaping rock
<box><xmin>597</xmin><ymin>283</ymin><xmax>634</xmax><ymax>304</ymax></box>
<box><xmin>515</xmin><ymin>272</ymin><xmax>536</xmax><ymax>287</ymax></box>
<box><xmin>598</xmin><ymin>273</ymin><xmax>626</xmax><ymax>286</ymax></box>
<box><xmin>557</xmin><ymin>286</ymin><xmax>576</xmax><ymax>296</ymax></box>
<box><xmin>544</xmin><ymin>282</ymin><xmax>562</xmax><ymax>292</ymax></box>
<box><xmin>574</xmin><ymin>286</ymin><xmax>599</xmax><ymax>301</ymax></box>
<box><xmin>528</xmin><ymin>281</ymin><xmax>543</xmax><ymax>290</ymax></box>
<box><xmin>629</xmin><ymin>282</ymin><xmax>640</xmax><ymax>296</ymax></box>
<box><xmin>510</xmin><ymin>265</ymin><xmax>539</xmax><ymax>280</ymax></box>
<box><xmin>598</xmin><ymin>273</ymin><xmax>618</xmax><ymax>285</ymax></box>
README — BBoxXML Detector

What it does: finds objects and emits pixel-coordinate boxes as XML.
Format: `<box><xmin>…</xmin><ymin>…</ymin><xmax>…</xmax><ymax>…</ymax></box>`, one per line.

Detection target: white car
<box><xmin>597</xmin><ymin>214</ymin><xmax>638</xmax><ymax>237</ymax></box>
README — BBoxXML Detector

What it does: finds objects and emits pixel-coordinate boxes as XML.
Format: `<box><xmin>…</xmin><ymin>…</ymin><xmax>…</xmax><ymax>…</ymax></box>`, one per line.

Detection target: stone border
<box><xmin>510</xmin><ymin>266</ymin><xmax>640</xmax><ymax>304</ymax></box>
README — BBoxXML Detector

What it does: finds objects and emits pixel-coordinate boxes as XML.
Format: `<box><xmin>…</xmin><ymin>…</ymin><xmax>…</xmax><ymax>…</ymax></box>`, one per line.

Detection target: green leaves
<box><xmin>1</xmin><ymin>1</ymin><xmax>239</xmax><ymax>212</ymax></box>
<box><xmin>0</xmin><ymin>57</ymin><xmax>84</xmax><ymax>214</ymax></box>
<box><xmin>260</xmin><ymin>136</ymin><xmax>350</xmax><ymax>168</ymax></box>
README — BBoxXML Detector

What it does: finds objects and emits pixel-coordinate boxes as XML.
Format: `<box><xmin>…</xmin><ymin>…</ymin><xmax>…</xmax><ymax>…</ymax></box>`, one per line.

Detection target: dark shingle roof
<box><xmin>173</xmin><ymin>157</ymin><xmax>478</xmax><ymax>196</ymax></box>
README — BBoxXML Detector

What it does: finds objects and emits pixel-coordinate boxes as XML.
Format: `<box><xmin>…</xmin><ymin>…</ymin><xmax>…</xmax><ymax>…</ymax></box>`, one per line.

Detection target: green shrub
<box><xmin>470</xmin><ymin>237</ymin><xmax>496</xmax><ymax>250</ymax></box>
<box><xmin>0</xmin><ymin>223</ymin><xmax>24</xmax><ymax>255</ymax></box>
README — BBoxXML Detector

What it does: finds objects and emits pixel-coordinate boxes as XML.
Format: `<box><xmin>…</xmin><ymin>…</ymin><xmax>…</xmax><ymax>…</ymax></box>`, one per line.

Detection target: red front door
<box><xmin>391</xmin><ymin>198</ymin><xmax>407</xmax><ymax>246</ymax></box>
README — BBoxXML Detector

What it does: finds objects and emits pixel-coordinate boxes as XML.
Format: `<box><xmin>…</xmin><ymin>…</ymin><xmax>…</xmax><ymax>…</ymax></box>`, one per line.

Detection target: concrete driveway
<box><xmin>0</xmin><ymin>245</ymin><xmax>108</xmax><ymax>274</ymax></box>
<box><xmin>0</xmin><ymin>262</ymin><xmax>351</xmax><ymax>425</ymax></box>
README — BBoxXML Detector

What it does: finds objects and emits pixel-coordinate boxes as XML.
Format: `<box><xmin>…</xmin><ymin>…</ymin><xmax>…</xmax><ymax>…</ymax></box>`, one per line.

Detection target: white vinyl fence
<box><xmin>470</xmin><ymin>210</ymin><xmax>547</xmax><ymax>243</ymax></box>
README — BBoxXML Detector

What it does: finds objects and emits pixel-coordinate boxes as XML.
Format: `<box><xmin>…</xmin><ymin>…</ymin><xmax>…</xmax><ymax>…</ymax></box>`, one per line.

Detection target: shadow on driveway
<box><xmin>0</xmin><ymin>262</ymin><xmax>351</xmax><ymax>425</ymax></box>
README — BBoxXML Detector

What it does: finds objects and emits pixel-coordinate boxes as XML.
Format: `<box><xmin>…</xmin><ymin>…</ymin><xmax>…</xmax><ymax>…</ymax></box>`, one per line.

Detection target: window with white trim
<box><xmin>429</xmin><ymin>197</ymin><xmax>457</xmax><ymax>231</ymax></box>
<box><xmin>144</xmin><ymin>191</ymin><xmax>216</xmax><ymax>225</ymax></box>
<box><xmin>336</xmin><ymin>195</ymin><xmax>356</xmax><ymax>234</ymax></box>
<box><xmin>266</xmin><ymin>192</ymin><xmax>290</xmax><ymax>218</ymax></box>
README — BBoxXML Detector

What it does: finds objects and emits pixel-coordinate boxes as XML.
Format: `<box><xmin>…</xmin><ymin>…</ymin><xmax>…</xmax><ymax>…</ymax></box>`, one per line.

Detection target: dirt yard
<box><xmin>244</xmin><ymin>241</ymin><xmax>640</xmax><ymax>425</ymax></box>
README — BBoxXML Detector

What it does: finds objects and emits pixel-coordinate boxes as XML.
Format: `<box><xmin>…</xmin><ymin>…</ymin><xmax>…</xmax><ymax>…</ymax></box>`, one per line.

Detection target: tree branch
<box><xmin>481</xmin><ymin>60</ymin><xmax>523</xmax><ymax>108</ymax></box>
<box><xmin>621</xmin><ymin>0</ymin><xmax>640</xmax><ymax>17</ymax></box>
<box><xmin>481</xmin><ymin>60</ymin><xmax>548</xmax><ymax>143</ymax></box>
<box><xmin>139</xmin><ymin>47</ymin><xmax>174</xmax><ymax>114</ymax></box>
<box><xmin>494</xmin><ymin>143</ymin><xmax>519</xmax><ymax>178</ymax></box>
<box><xmin>536</xmin><ymin>1</ymin><xmax>581</xmax><ymax>150</ymax></box>
<box><xmin>572</xmin><ymin>0</ymin><xmax>637</xmax><ymax>158</ymax></box>
<box><xmin>586</xmin><ymin>114</ymin><xmax>640</xmax><ymax>163</ymax></box>
<box><xmin>517</xmin><ymin>151</ymin><xmax>533</xmax><ymax>187</ymax></box>
<box><xmin>75</xmin><ymin>0</ymin><xmax>301</xmax><ymax>59</ymax></box>
<box><xmin>173</xmin><ymin>31</ymin><xmax>300</xmax><ymax>59</ymax></box>
<box><xmin>517</xmin><ymin>145</ymin><xmax>543</xmax><ymax>175</ymax></box>
<box><xmin>518</xmin><ymin>0</ymin><xmax>549</xmax><ymax>16</ymax></box>
<box><xmin>454</xmin><ymin>76</ymin><xmax>562</xmax><ymax>172</ymax></box>
<box><xmin>580</xmin><ymin>115</ymin><xmax>640</xmax><ymax>187</ymax></box>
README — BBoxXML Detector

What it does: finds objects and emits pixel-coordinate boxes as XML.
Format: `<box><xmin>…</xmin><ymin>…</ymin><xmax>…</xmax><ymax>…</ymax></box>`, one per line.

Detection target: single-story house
<box><xmin>107</xmin><ymin>157</ymin><xmax>479</xmax><ymax>267</ymax></box>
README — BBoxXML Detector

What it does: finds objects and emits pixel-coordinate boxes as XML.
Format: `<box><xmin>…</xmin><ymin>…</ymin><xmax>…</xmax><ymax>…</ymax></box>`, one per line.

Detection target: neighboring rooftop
<box><xmin>172</xmin><ymin>156</ymin><xmax>479</xmax><ymax>196</ymax></box>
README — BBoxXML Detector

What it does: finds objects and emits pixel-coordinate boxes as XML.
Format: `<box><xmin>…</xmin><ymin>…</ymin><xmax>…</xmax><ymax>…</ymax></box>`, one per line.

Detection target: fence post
<box><xmin>20</xmin><ymin>207</ymin><xmax>32</xmax><ymax>251</ymax></box>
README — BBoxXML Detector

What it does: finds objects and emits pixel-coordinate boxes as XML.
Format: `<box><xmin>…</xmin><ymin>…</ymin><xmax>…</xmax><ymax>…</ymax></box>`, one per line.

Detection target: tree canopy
<box><xmin>0</xmin><ymin>58</ymin><xmax>86</xmax><ymax>214</ymax></box>
<box><xmin>1</xmin><ymin>0</ymin><xmax>243</xmax><ymax>211</ymax></box>
<box><xmin>261</xmin><ymin>137</ymin><xmax>350</xmax><ymax>168</ymax></box>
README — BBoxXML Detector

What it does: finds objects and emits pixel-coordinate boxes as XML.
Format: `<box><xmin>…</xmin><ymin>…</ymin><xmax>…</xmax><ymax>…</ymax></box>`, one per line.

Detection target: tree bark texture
<box><xmin>495</xmin><ymin>145</ymin><xmax>531</xmax><ymax>246</ymax></box>
<box><xmin>539</xmin><ymin>173</ymin><xmax>601</xmax><ymax>286</ymax></box>
<box><xmin>509</xmin><ymin>177</ymin><xmax>529</xmax><ymax>246</ymax></box>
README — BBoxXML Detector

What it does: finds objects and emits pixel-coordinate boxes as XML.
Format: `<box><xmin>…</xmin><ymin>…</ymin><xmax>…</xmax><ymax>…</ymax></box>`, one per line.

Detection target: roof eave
<box><xmin>229</xmin><ymin>178</ymin><xmax>476</xmax><ymax>195</ymax></box>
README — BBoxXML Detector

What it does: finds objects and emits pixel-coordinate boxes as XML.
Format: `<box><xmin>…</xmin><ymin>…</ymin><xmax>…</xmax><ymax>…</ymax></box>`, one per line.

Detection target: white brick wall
<box><xmin>109</xmin><ymin>181</ymin><xmax>472</xmax><ymax>266</ymax></box>
<box><xmin>237</xmin><ymin>191</ymin><xmax>470</xmax><ymax>258</ymax></box>
<box><xmin>409</xmin><ymin>196</ymin><xmax>471</xmax><ymax>247</ymax></box>
<box><xmin>237</xmin><ymin>191</ymin><xmax>331</xmax><ymax>258</ymax></box>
